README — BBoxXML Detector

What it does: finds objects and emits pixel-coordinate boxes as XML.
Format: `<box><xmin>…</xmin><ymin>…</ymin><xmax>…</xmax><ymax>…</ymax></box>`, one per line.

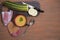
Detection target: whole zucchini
<box><xmin>2</xmin><ymin>1</ymin><xmax>28</xmax><ymax>11</ymax></box>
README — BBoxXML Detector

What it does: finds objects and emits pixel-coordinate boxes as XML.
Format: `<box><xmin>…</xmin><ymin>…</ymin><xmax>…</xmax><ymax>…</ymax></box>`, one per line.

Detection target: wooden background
<box><xmin>0</xmin><ymin>0</ymin><xmax>60</xmax><ymax>40</ymax></box>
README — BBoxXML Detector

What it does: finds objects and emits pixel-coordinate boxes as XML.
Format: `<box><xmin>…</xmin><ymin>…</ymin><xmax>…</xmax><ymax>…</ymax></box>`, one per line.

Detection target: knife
<box><xmin>22</xmin><ymin>2</ymin><xmax>44</xmax><ymax>12</ymax></box>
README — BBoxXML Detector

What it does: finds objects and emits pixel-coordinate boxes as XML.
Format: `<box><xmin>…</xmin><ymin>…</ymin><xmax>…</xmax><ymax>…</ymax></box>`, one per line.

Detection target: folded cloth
<box><xmin>2</xmin><ymin>10</ymin><xmax>13</xmax><ymax>26</ymax></box>
<box><xmin>8</xmin><ymin>22</ymin><xmax>21</xmax><ymax>37</ymax></box>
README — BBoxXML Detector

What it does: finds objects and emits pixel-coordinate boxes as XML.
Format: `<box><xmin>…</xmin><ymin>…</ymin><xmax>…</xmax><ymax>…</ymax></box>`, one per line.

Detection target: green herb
<box><xmin>19</xmin><ymin>17</ymin><xmax>23</xmax><ymax>22</ymax></box>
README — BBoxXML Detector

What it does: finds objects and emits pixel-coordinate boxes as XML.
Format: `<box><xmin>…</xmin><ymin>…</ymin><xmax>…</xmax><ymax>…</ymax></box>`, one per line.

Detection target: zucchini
<box><xmin>28</xmin><ymin>8</ymin><xmax>38</xmax><ymax>16</ymax></box>
<box><xmin>2</xmin><ymin>1</ymin><xmax>28</xmax><ymax>11</ymax></box>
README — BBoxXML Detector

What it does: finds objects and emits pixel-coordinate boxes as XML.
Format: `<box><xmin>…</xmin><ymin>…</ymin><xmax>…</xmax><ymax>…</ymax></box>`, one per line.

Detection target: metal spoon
<box><xmin>22</xmin><ymin>19</ymin><xmax>35</xmax><ymax>36</ymax></box>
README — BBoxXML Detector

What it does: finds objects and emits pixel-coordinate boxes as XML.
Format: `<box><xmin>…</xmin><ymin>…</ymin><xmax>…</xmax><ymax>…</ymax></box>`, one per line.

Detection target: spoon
<box><xmin>22</xmin><ymin>19</ymin><xmax>35</xmax><ymax>36</ymax></box>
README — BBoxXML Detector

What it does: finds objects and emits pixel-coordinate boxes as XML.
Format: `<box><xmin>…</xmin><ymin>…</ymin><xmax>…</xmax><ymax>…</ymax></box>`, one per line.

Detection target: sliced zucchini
<box><xmin>28</xmin><ymin>8</ymin><xmax>38</xmax><ymax>16</ymax></box>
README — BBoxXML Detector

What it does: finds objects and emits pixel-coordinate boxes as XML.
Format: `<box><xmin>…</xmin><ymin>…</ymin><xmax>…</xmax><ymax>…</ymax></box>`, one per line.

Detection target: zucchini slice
<box><xmin>28</xmin><ymin>8</ymin><xmax>38</xmax><ymax>16</ymax></box>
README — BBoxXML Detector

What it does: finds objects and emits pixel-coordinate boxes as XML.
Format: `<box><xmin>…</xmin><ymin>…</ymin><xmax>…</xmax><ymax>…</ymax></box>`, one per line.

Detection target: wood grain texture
<box><xmin>0</xmin><ymin>0</ymin><xmax>60</xmax><ymax>40</ymax></box>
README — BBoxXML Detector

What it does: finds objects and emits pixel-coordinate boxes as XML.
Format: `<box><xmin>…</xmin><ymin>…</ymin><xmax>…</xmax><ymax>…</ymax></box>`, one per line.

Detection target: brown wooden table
<box><xmin>0</xmin><ymin>0</ymin><xmax>60</xmax><ymax>40</ymax></box>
